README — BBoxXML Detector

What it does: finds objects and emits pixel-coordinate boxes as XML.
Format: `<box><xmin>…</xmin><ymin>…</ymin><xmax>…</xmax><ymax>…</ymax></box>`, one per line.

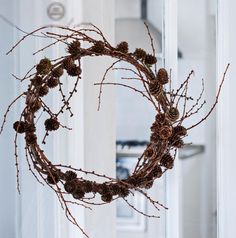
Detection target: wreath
<box><xmin>0</xmin><ymin>23</ymin><xmax>229</xmax><ymax>237</ymax></box>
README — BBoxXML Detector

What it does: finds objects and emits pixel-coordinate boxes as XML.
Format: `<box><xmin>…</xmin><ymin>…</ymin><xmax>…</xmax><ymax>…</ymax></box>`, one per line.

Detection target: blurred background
<box><xmin>0</xmin><ymin>0</ymin><xmax>235</xmax><ymax>238</ymax></box>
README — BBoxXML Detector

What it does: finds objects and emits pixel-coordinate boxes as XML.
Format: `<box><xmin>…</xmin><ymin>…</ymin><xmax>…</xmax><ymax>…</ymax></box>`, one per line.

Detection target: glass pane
<box><xmin>178</xmin><ymin>0</ymin><xmax>217</xmax><ymax>237</ymax></box>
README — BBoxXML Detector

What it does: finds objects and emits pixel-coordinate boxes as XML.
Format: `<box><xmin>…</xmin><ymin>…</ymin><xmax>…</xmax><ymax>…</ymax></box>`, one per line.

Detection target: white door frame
<box><xmin>217</xmin><ymin>1</ymin><xmax>236</xmax><ymax>238</ymax></box>
<box><xmin>163</xmin><ymin>0</ymin><xmax>180</xmax><ymax>238</ymax></box>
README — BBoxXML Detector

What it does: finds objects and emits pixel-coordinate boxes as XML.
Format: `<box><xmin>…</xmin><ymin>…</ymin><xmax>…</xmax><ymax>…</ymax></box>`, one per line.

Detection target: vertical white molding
<box><xmin>217</xmin><ymin>0</ymin><xmax>236</xmax><ymax>238</ymax></box>
<box><xmin>163</xmin><ymin>0</ymin><xmax>179</xmax><ymax>238</ymax></box>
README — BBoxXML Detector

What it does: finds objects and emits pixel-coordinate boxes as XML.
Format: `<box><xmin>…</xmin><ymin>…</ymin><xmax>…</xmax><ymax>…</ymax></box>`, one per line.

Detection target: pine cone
<box><xmin>144</xmin><ymin>147</ymin><xmax>155</xmax><ymax>157</ymax></box>
<box><xmin>150</xmin><ymin>132</ymin><xmax>160</xmax><ymax>143</ymax></box>
<box><xmin>151</xmin><ymin>165</ymin><xmax>162</xmax><ymax>178</ymax></box>
<box><xmin>118</xmin><ymin>187</ymin><xmax>130</xmax><ymax>198</ymax></box>
<box><xmin>97</xmin><ymin>183</ymin><xmax>110</xmax><ymax>195</ymax></box>
<box><xmin>157</xmin><ymin>68</ymin><xmax>168</xmax><ymax>85</ymax></box>
<box><xmin>30</xmin><ymin>100</ymin><xmax>42</xmax><ymax>113</ymax></box>
<box><xmin>143</xmin><ymin>181</ymin><xmax>154</xmax><ymax>189</ymax></box>
<box><xmin>38</xmin><ymin>85</ymin><xmax>49</xmax><ymax>97</ymax></box>
<box><xmin>110</xmin><ymin>183</ymin><xmax>121</xmax><ymax>196</ymax></box>
<box><xmin>36</xmin><ymin>58</ymin><xmax>52</xmax><ymax>75</ymax></box>
<box><xmin>160</xmin><ymin>154</ymin><xmax>174</xmax><ymax>169</ymax></box>
<box><xmin>155</xmin><ymin>113</ymin><xmax>166</xmax><ymax>124</ymax></box>
<box><xmin>72</xmin><ymin>187</ymin><xmax>85</xmax><ymax>200</ymax></box>
<box><xmin>47</xmin><ymin>173</ymin><xmax>60</xmax><ymax>184</ymax></box>
<box><xmin>150</xmin><ymin>121</ymin><xmax>161</xmax><ymax>132</ymax></box>
<box><xmin>64</xmin><ymin>170</ymin><xmax>77</xmax><ymax>181</ymax></box>
<box><xmin>51</xmin><ymin>67</ymin><xmax>64</xmax><ymax>78</ymax></box>
<box><xmin>127</xmin><ymin>176</ymin><xmax>140</xmax><ymax>187</ymax></box>
<box><xmin>82</xmin><ymin>181</ymin><xmax>94</xmax><ymax>193</ymax></box>
<box><xmin>101</xmin><ymin>193</ymin><xmax>113</xmax><ymax>203</ymax></box>
<box><xmin>44</xmin><ymin>118</ymin><xmax>60</xmax><ymax>131</ymax></box>
<box><xmin>133</xmin><ymin>48</ymin><xmax>147</xmax><ymax>60</ymax></box>
<box><xmin>63</xmin><ymin>57</ymin><xmax>74</xmax><ymax>70</ymax></box>
<box><xmin>173</xmin><ymin>125</ymin><xmax>187</xmax><ymax>136</ymax></box>
<box><xmin>24</xmin><ymin>122</ymin><xmax>36</xmax><ymax>133</ymax></box>
<box><xmin>64</xmin><ymin>179</ymin><xmax>77</xmax><ymax>194</ymax></box>
<box><xmin>67</xmin><ymin>64</ymin><xmax>82</xmax><ymax>76</ymax></box>
<box><xmin>13</xmin><ymin>121</ymin><xmax>25</xmax><ymax>133</ymax></box>
<box><xmin>149</xmin><ymin>80</ymin><xmax>162</xmax><ymax>97</ymax></box>
<box><xmin>25</xmin><ymin>133</ymin><xmax>37</xmax><ymax>145</ymax></box>
<box><xmin>67</xmin><ymin>40</ymin><xmax>81</xmax><ymax>55</ymax></box>
<box><xmin>159</xmin><ymin>125</ymin><xmax>173</xmax><ymax>140</ymax></box>
<box><xmin>47</xmin><ymin>77</ymin><xmax>59</xmax><ymax>88</ymax></box>
<box><xmin>91</xmin><ymin>41</ymin><xmax>105</xmax><ymax>53</ymax></box>
<box><xmin>116</xmin><ymin>41</ymin><xmax>129</xmax><ymax>53</ymax></box>
<box><xmin>171</xmin><ymin>137</ymin><xmax>184</xmax><ymax>148</ymax></box>
<box><xmin>31</xmin><ymin>75</ymin><xmax>42</xmax><ymax>86</ymax></box>
<box><xmin>145</xmin><ymin>54</ymin><xmax>157</xmax><ymax>65</ymax></box>
<box><xmin>166</xmin><ymin>107</ymin><xmax>180</xmax><ymax>121</ymax></box>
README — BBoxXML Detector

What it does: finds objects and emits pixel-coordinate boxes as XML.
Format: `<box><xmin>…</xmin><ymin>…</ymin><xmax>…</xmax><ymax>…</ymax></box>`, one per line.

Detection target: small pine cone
<box><xmin>44</xmin><ymin>118</ymin><xmax>60</xmax><ymax>131</ymax></box>
<box><xmin>31</xmin><ymin>75</ymin><xmax>42</xmax><ymax>86</ymax></box>
<box><xmin>144</xmin><ymin>147</ymin><xmax>155</xmax><ymax>157</ymax></box>
<box><xmin>24</xmin><ymin>122</ymin><xmax>36</xmax><ymax>133</ymax></box>
<box><xmin>145</xmin><ymin>54</ymin><xmax>157</xmax><ymax>65</ymax></box>
<box><xmin>51</xmin><ymin>67</ymin><xmax>64</xmax><ymax>78</ymax></box>
<box><xmin>127</xmin><ymin>176</ymin><xmax>140</xmax><ymax>187</ymax></box>
<box><xmin>63</xmin><ymin>57</ymin><xmax>74</xmax><ymax>70</ymax></box>
<box><xmin>82</xmin><ymin>181</ymin><xmax>94</xmax><ymax>193</ymax></box>
<box><xmin>13</xmin><ymin>121</ymin><xmax>25</xmax><ymax>133</ymax></box>
<box><xmin>159</xmin><ymin>125</ymin><xmax>173</xmax><ymax>140</ymax></box>
<box><xmin>97</xmin><ymin>183</ymin><xmax>110</xmax><ymax>195</ymax></box>
<box><xmin>110</xmin><ymin>183</ymin><xmax>121</xmax><ymax>196</ymax></box>
<box><xmin>118</xmin><ymin>187</ymin><xmax>130</xmax><ymax>198</ymax></box>
<box><xmin>155</xmin><ymin>113</ymin><xmax>166</xmax><ymax>124</ymax></box>
<box><xmin>101</xmin><ymin>193</ymin><xmax>113</xmax><ymax>203</ymax></box>
<box><xmin>30</xmin><ymin>100</ymin><xmax>42</xmax><ymax>113</ymax></box>
<box><xmin>67</xmin><ymin>64</ymin><xmax>82</xmax><ymax>77</ymax></box>
<box><xmin>151</xmin><ymin>165</ymin><xmax>163</xmax><ymax>178</ymax></box>
<box><xmin>143</xmin><ymin>181</ymin><xmax>154</xmax><ymax>190</ymax></box>
<box><xmin>133</xmin><ymin>48</ymin><xmax>147</xmax><ymax>60</ymax></box>
<box><xmin>172</xmin><ymin>137</ymin><xmax>184</xmax><ymax>148</ymax></box>
<box><xmin>157</xmin><ymin>68</ymin><xmax>168</xmax><ymax>85</ymax></box>
<box><xmin>47</xmin><ymin>77</ymin><xmax>59</xmax><ymax>88</ymax></box>
<box><xmin>64</xmin><ymin>170</ymin><xmax>77</xmax><ymax>181</ymax></box>
<box><xmin>13</xmin><ymin>121</ymin><xmax>24</xmax><ymax>133</ymax></box>
<box><xmin>150</xmin><ymin>132</ymin><xmax>160</xmax><ymax>143</ymax></box>
<box><xmin>64</xmin><ymin>179</ymin><xmax>77</xmax><ymax>193</ymax></box>
<box><xmin>47</xmin><ymin>173</ymin><xmax>60</xmax><ymax>184</ymax></box>
<box><xmin>116</xmin><ymin>41</ymin><xmax>129</xmax><ymax>53</ymax></box>
<box><xmin>160</xmin><ymin>154</ymin><xmax>174</xmax><ymax>169</ymax></box>
<box><xmin>25</xmin><ymin>133</ymin><xmax>37</xmax><ymax>145</ymax></box>
<box><xmin>137</xmin><ymin>177</ymin><xmax>148</xmax><ymax>187</ymax></box>
<box><xmin>67</xmin><ymin>40</ymin><xmax>81</xmax><ymax>55</ymax></box>
<box><xmin>149</xmin><ymin>80</ymin><xmax>162</xmax><ymax>97</ymax></box>
<box><xmin>72</xmin><ymin>188</ymin><xmax>85</xmax><ymax>200</ymax></box>
<box><xmin>36</xmin><ymin>58</ymin><xmax>52</xmax><ymax>75</ymax></box>
<box><xmin>91</xmin><ymin>41</ymin><xmax>105</xmax><ymax>53</ymax></box>
<box><xmin>150</xmin><ymin>121</ymin><xmax>160</xmax><ymax>132</ymax></box>
<box><xmin>38</xmin><ymin>85</ymin><xmax>49</xmax><ymax>97</ymax></box>
<box><xmin>173</xmin><ymin>125</ymin><xmax>187</xmax><ymax>137</ymax></box>
<box><xmin>166</xmin><ymin>107</ymin><xmax>180</xmax><ymax>122</ymax></box>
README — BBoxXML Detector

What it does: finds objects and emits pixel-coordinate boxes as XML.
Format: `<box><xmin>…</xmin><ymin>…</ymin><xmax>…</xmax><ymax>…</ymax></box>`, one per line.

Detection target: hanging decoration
<box><xmin>0</xmin><ymin>23</ymin><xmax>229</xmax><ymax>237</ymax></box>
